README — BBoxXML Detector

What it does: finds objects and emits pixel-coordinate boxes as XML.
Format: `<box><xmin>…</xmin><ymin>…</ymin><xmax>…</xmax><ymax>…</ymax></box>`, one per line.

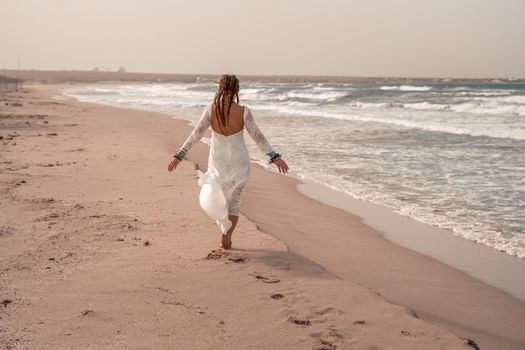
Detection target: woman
<box><xmin>168</xmin><ymin>74</ymin><xmax>289</xmax><ymax>249</ymax></box>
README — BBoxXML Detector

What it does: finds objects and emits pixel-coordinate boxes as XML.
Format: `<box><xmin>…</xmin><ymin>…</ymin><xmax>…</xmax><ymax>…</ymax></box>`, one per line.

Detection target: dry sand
<box><xmin>0</xmin><ymin>84</ymin><xmax>520</xmax><ymax>349</ymax></box>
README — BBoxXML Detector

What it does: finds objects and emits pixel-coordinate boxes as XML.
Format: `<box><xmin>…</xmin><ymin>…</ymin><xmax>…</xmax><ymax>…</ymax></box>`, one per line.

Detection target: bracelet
<box><xmin>174</xmin><ymin>152</ymin><xmax>185</xmax><ymax>161</ymax></box>
<box><xmin>268</xmin><ymin>152</ymin><xmax>281</xmax><ymax>164</ymax></box>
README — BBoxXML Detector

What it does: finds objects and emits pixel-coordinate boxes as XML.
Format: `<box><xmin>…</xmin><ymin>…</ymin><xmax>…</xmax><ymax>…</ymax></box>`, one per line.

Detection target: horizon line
<box><xmin>1</xmin><ymin>68</ymin><xmax>524</xmax><ymax>82</ymax></box>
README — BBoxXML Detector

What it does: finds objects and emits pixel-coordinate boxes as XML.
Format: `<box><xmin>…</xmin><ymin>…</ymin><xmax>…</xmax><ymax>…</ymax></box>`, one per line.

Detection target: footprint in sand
<box><xmin>301</xmin><ymin>307</ymin><xmax>343</xmax><ymax>329</ymax></box>
<box><xmin>312</xmin><ymin>306</ymin><xmax>338</xmax><ymax>316</ymax></box>
<box><xmin>206</xmin><ymin>249</ymin><xmax>229</xmax><ymax>260</ymax></box>
<box><xmin>287</xmin><ymin>316</ymin><xmax>311</xmax><ymax>326</ymax></box>
<box><xmin>79</xmin><ymin>310</ymin><xmax>94</xmax><ymax>316</ymax></box>
<box><xmin>309</xmin><ymin>328</ymin><xmax>343</xmax><ymax>349</ymax></box>
<box><xmin>313</xmin><ymin>339</ymin><xmax>337</xmax><ymax>350</ymax></box>
<box><xmin>465</xmin><ymin>338</ymin><xmax>481</xmax><ymax>350</ymax></box>
<box><xmin>122</xmin><ymin>223</ymin><xmax>138</xmax><ymax>230</ymax></box>
<box><xmin>248</xmin><ymin>272</ymin><xmax>280</xmax><ymax>283</ymax></box>
<box><xmin>206</xmin><ymin>249</ymin><xmax>247</xmax><ymax>263</ymax></box>
<box><xmin>38</xmin><ymin>198</ymin><xmax>55</xmax><ymax>203</ymax></box>
<box><xmin>0</xmin><ymin>226</ymin><xmax>15</xmax><ymax>236</ymax></box>
<box><xmin>270</xmin><ymin>293</ymin><xmax>285</xmax><ymax>299</ymax></box>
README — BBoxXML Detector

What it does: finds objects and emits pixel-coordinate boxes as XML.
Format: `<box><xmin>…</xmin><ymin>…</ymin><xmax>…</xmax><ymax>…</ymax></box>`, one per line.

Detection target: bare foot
<box><xmin>221</xmin><ymin>234</ymin><xmax>232</xmax><ymax>250</ymax></box>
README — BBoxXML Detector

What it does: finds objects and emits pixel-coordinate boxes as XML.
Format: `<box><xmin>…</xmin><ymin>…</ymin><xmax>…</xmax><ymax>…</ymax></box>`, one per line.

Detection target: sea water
<box><xmin>65</xmin><ymin>81</ymin><xmax>525</xmax><ymax>259</ymax></box>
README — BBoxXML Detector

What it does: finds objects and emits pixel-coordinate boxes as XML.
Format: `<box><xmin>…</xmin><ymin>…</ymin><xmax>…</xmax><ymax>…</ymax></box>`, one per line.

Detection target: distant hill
<box><xmin>0</xmin><ymin>69</ymin><xmax>522</xmax><ymax>84</ymax></box>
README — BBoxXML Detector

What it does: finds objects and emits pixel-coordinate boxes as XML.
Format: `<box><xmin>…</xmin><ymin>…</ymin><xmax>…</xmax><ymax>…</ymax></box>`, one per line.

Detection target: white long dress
<box><xmin>178</xmin><ymin>102</ymin><xmax>275</xmax><ymax>234</ymax></box>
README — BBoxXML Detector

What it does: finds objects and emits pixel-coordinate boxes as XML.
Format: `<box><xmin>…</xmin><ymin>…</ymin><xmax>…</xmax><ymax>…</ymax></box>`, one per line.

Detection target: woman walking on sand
<box><xmin>168</xmin><ymin>74</ymin><xmax>289</xmax><ymax>249</ymax></box>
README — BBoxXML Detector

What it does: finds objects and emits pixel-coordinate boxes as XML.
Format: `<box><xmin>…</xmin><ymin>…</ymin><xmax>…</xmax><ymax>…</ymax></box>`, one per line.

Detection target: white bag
<box><xmin>197</xmin><ymin>170</ymin><xmax>232</xmax><ymax>234</ymax></box>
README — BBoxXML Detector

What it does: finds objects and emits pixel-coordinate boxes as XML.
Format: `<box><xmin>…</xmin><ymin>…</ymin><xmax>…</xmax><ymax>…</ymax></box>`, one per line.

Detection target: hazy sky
<box><xmin>1</xmin><ymin>0</ymin><xmax>524</xmax><ymax>78</ymax></box>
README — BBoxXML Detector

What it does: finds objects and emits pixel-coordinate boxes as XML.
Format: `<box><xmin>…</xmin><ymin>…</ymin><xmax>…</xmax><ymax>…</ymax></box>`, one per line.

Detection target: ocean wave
<box><xmin>68</xmin><ymin>87</ymin><xmax>121</xmax><ymax>96</ymax></box>
<box><xmin>457</xmin><ymin>91</ymin><xmax>512</xmax><ymax>97</ymax></box>
<box><xmin>450</xmin><ymin>102</ymin><xmax>525</xmax><ymax>116</ymax></box>
<box><xmin>287</xmin><ymin>90</ymin><xmax>351</xmax><ymax>101</ymax></box>
<box><xmin>312</xmin><ymin>86</ymin><xmax>336</xmax><ymax>91</ymax></box>
<box><xmin>240</xmin><ymin>88</ymin><xmax>266</xmax><ymax>94</ymax></box>
<box><xmin>253</xmin><ymin>105</ymin><xmax>525</xmax><ymax>140</ymax></box>
<box><xmin>349</xmin><ymin>101</ymin><xmax>401</xmax><ymax>109</ymax></box>
<box><xmin>346</xmin><ymin>99</ymin><xmax>525</xmax><ymax>116</ymax></box>
<box><xmin>366</xmin><ymin>118</ymin><xmax>523</xmax><ymax>140</ymax></box>
<box><xmin>500</xmin><ymin>95</ymin><xmax>525</xmax><ymax>104</ymax></box>
<box><xmin>240</xmin><ymin>92</ymin><xmax>288</xmax><ymax>102</ymax></box>
<box><xmin>380</xmin><ymin>85</ymin><xmax>432</xmax><ymax>91</ymax></box>
<box><xmin>403</xmin><ymin>102</ymin><xmax>450</xmax><ymax>111</ymax></box>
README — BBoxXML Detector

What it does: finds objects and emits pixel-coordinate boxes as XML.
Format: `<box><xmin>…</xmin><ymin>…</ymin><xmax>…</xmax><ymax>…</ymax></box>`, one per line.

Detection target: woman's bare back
<box><xmin>210</xmin><ymin>102</ymin><xmax>245</xmax><ymax>136</ymax></box>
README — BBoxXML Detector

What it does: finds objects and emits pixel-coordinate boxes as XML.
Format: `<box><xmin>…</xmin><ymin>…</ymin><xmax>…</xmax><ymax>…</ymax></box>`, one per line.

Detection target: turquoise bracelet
<box><xmin>174</xmin><ymin>153</ymin><xmax>185</xmax><ymax>160</ymax></box>
<box><xmin>268</xmin><ymin>151</ymin><xmax>281</xmax><ymax>163</ymax></box>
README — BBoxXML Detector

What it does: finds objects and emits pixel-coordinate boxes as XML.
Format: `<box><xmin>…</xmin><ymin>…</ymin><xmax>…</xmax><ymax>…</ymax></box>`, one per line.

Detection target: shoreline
<box><xmin>297</xmin><ymin>179</ymin><xmax>525</xmax><ymax>303</ymax></box>
<box><xmin>1</xmin><ymin>83</ymin><xmax>523</xmax><ymax>349</ymax></box>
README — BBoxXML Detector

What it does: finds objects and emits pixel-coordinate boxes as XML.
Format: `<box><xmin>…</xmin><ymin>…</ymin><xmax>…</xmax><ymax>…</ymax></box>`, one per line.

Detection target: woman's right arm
<box><xmin>168</xmin><ymin>104</ymin><xmax>211</xmax><ymax>172</ymax></box>
<box><xmin>177</xmin><ymin>103</ymin><xmax>212</xmax><ymax>157</ymax></box>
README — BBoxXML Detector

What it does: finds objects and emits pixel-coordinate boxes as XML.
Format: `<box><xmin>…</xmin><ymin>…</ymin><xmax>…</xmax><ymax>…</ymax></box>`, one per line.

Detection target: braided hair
<box><xmin>214</xmin><ymin>74</ymin><xmax>240</xmax><ymax>131</ymax></box>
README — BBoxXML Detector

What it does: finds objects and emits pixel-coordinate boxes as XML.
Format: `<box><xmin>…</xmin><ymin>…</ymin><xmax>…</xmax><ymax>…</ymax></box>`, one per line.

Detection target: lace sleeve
<box><xmin>244</xmin><ymin>106</ymin><xmax>275</xmax><ymax>155</ymax></box>
<box><xmin>177</xmin><ymin>104</ymin><xmax>211</xmax><ymax>155</ymax></box>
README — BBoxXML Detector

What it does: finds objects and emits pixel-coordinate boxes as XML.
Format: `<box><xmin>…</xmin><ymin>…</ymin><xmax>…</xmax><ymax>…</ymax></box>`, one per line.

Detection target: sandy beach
<box><xmin>1</xmin><ymin>83</ymin><xmax>524</xmax><ymax>349</ymax></box>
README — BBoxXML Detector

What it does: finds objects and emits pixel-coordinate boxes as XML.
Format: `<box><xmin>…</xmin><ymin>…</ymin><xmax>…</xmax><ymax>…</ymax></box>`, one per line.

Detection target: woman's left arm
<box><xmin>244</xmin><ymin>106</ymin><xmax>289</xmax><ymax>173</ymax></box>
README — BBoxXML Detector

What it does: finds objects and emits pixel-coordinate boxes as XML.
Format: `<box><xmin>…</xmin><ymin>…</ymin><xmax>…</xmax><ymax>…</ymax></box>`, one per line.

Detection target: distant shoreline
<box><xmin>1</xmin><ymin>68</ymin><xmax>524</xmax><ymax>84</ymax></box>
